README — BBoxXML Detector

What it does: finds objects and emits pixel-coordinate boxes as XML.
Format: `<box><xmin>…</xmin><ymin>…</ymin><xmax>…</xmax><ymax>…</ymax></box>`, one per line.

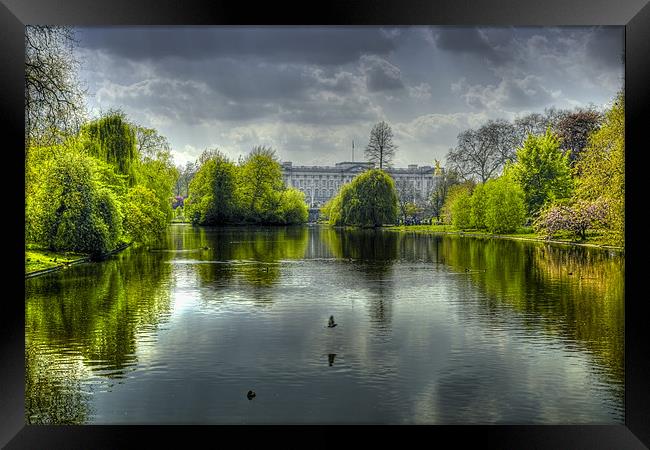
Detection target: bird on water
<box><xmin>247</xmin><ymin>390</ymin><xmax>256</xmax><ymax>400</ymax></box>
<box><xmin>328</xmin><ymin>315</ymin><xmax>337</xmax><ymax>328</ymax></box>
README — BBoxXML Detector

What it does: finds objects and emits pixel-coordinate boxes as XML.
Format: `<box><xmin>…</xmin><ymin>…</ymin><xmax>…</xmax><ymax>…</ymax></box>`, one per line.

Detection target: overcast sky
<box><xmin>74</xmin><ymin>26</ymin><xmax>624</xmax><ymax>167</ymax></box>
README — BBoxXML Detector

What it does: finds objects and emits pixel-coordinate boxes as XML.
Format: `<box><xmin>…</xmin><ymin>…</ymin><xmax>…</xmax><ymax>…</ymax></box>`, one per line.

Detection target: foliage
<box><xmin>25</xmin><ymin>145</ymin><xmax>122</xmax><ymax>256</ymax></box>
<box><xmin>175</xmin><ymin>161</ymin><xmax>199</xmax><ymax>197</ymax></box>
<box><xmin>534</xmin><ymin>198</ymin><xmax>610</xmax><ymax>240</ymax></box>
<box><xmin>450</xmin><ymin>188</ymin><xmax>473</xmax><ymax>230</ymax></box>
<box><xmin>365</xmin><ymin>121</ymin><xmax>397</xmax><ymax>169</ymax></box>
<box><xmin>394</xmin><ymin>177</ymin><xmax>421</xmax><ymax>222</ymax></box>
<box><xmin>513</xmin><ymin>108</ymin><xmax>566</xmax><ymax>147</ymax></box>
<box><xmin>237</xmin><ymin>146</ymin><xmax>286</xmax><ymax>223</ymax></box>
<box><xmin>185</xmin><ymin>150</ymin><xmax>238</xmax><ymax>225</ymax></box>
<box><xmin>575</xmin><ymin>92</ymin><xmax>624</xmax><ymax>246</ymax></box>
<box><xmin>441</xmin><ymin>182</ymin><xmax>473</xmax><ymax>225</ymax></box>
<box><xmin>470</xmin><ymin>182</ymin><xmax>487</xmax><ymax>229</ymax></box>
<box><xmin>122</xmin><ymin>185</ymin><xmax>167</xmax><ymax>244</ymax></box>
<box><xmin>508</xmin><ymin>129</ymin><xmax>573</xmax><ymax>216</ymax></box>
<box><xmin>327</xmin><ymin>169</ymin><xmax>398</xmax><ymax>227</ymax></box>
<box><xmin>278</xmin><ymin>188</ymin><xmax>309</xmax><ymax>224</ymax></box>
<box><xmin>482</xmin><ymin>174</ymin><xmax>526</xmax><ymax>234</ymax></box>
<box><xmin>186</xmin><ymin>147</ymin><xmax>308</xmax><ymax>225</ymax></box>
<box><xmin>81</xmin><ymin>111</ymin><xmax>139</xmax><ymax>185</ymax></box>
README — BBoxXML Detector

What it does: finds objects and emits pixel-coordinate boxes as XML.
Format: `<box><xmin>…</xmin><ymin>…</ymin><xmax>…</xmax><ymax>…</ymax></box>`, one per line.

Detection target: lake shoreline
<box><xmin>382</xmin><ymin>226</ymin><xmax>625</xmax><ymax>252</ymax></box>
<box><xmin>25</xmin><ymin>243</ymin><xmax>131</xmax><ymax>279</ymax></box>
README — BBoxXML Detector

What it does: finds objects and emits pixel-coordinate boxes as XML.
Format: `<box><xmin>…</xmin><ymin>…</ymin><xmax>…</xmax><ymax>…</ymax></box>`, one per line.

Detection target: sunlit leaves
<box><xmin>326</xmin><ymin>169</ymin><xmax>398</xmax><ymax>227</ymax></box>
<box><xmin>508</xmin><ymin>129</ymin><xmax>574</xmax><ymax>216</ymax></box>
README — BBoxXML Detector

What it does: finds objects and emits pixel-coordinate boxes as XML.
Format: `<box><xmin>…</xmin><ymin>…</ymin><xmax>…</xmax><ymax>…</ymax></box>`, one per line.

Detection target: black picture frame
<box><xmin>2</xmin><ymin>0</ymin><xmax>649</xmax><ymax>448</ymax></box>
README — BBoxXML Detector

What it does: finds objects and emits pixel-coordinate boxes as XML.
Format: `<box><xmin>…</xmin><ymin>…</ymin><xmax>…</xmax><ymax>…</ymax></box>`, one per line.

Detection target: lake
<box><xmin>25</xmin><ymin>224</ymin><xmax>624</xmax><ymax>424</ymax></box>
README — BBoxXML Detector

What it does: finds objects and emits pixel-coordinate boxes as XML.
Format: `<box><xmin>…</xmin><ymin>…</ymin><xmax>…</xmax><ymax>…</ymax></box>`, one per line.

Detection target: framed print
<box><xmin>2</xmin><ymin>0</ymin><xmax>649</xmax><ymax>448</ymax></box>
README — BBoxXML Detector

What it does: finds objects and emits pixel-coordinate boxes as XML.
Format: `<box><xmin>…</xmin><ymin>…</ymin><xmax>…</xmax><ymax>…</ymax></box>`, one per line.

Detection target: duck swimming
<box><xmin>328</xmin><ymin>315</ymin><xmax>337</xmax><ymax>328</ymax></box>
<box><xmin>247</xmin><ymin>390</ymin><xmax>256</xmax><ymax>400</ymax></box>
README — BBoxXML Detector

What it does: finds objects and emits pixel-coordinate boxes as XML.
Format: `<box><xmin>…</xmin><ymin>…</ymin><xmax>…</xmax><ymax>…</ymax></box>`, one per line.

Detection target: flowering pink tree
<box><xmin>534</xmin><ymin>199</ymin><xmax>609</xmax><ymax>240</ymax></box>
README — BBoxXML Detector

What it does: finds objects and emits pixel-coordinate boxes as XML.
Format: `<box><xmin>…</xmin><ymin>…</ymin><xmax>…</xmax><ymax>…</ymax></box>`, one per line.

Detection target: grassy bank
<box><xmin>383</xmin><ymin>224</ymin><xmax>623</xmax><ymax>250</ymax></box>
<box><xmin>25</xmin><ymin>249</ymin><xmax>89</xmax><ymax>274</ymax></box>
<box><xmin>26</xmin><ymin>242</ymin><xmax>132</xmax><ymax>276</ymax></box>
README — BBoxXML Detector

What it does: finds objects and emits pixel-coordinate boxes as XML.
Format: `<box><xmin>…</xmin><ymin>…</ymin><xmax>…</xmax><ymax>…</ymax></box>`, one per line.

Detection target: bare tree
<box><xmin>25</xmin><ymin>26</ymin><xmax>86</xmax><ymax>146</ymax></box>
<box><xmin>514</xmin><ymin>108</ymin><xmax>567</xmax><ymax>147</ymax></box>
<box><xmin>365</xmin><ymin>121</ymin><xmax>397</xmax><ymax>169</ymax></box>
<box><xmin>429</xmin><ymin>167</ymin><xmax>460</xmax><ymax>222</ymax></box>
<box><xmin>175</xmin><ymin>161</ymin><xmax>198</xmax><ymax>197</ymax></box>
<box><xmin>394</xmin><ymin>178</ymin><xmax>420</xmax><ymax>222</ymax></box>
<box><xmin>135</xmin><ymin>126</ymin><xmax>172</xmax><ymax>161</ymax></box>
<box><xmin>446</xmin><ymin>119</ymin><xmax>520</xmax><ymax>183</ymax></box>
<box><xmin>446</xmin><ymin>129</ymin><xmax>498</xmax><ymax>183</ymax></box>
<box><xmin>482</xmin><ymin>119</ymin><xmax>519</xmax><ymax>165</ymax></box>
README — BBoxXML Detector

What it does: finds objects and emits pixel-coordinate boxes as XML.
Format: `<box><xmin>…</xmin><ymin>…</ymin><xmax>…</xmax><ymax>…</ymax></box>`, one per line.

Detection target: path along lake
<box><xmin>25</xmin><ymin>224</ymin><xmax>624</xmax><ymax>424</ymax></box>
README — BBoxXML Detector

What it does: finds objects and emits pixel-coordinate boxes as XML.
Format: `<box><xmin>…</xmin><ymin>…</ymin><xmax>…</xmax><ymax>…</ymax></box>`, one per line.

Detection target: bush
<box><xmin>534</xmin><ymin>198</ymin><xmax>609</xmax><ymax>240</ymax></box>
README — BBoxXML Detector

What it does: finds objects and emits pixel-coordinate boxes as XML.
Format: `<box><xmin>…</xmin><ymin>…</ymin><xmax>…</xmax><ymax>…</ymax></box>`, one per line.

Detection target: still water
<box><xmin>25</xmin><ymin>225</ymin><xmax>624</xmax><ymax>424</ymax></box>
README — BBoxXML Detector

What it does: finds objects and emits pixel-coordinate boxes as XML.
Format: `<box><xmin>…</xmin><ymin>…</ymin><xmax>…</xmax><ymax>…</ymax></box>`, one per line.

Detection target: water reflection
<box><xmin>25</xmin><ymin>248</ymin><xmax>173</xmax><ymax>424</ymax></box>
<box><xmin>435</xmin><ymin>235</ymin><xmax>624</xmax><ymax>387</ymax></box>
<box><xmin>25</xmin><ymin>225</ymin><xmax>624</xmax><ymax>424</ymax></box>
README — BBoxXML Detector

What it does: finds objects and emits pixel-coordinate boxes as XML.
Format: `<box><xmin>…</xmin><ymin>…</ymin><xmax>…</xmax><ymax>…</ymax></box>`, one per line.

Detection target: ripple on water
<box><xmin>25</xmin><ymin>226</ymin><xmax>625</xmax><ymax>424</ymax></box>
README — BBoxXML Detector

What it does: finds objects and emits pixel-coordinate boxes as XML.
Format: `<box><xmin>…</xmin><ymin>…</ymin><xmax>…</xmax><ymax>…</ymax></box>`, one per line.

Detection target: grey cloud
<box><xmin>585</xmin><ymin>27</ymin><xmax>624</xmax><ymax>69</ymax></box>
<box><xmin>77</xmin><ymin>27</ymin><xmax>397</xmax><ymax>66</ymax></box>
<box><xmin>432</xmin><ymin>27</ymin><xmax>511</xmax><ymax>64</ymax></box>
<box><xmin>453</xmin><ymin>75</ymin><xmax>556</xmax><ymax>111</ymax></box>
<box><xmin>359</xmin><ymin>55</ymin><xmax>405</xmax><ymax>92</ymax></box>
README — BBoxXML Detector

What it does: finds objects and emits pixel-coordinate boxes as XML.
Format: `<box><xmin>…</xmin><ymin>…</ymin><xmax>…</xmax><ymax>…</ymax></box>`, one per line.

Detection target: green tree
<box><xmin>575</xmin><ymin>92</ymin><xmax>624</xmax><ymax>246</ymax></box>
<box><xmin>441</xmin><ymin>182</ymin><xmax>473</xmax><ymax>225</ymax></box>
<box><xmin>483</xmin><ymin>174</ymin><xmax>526</xmax><ymax>234</ymax></box>
<box><xmin>470</xmin><ymin>182</ymin><xmax>487</xmax><ymax>229</ymax></box>
<box><xmin>133</xmin><ymin>128</ymin><xmax>178</xmax><ymax>223</ymax></box>
<box><xmin>278</xmin><ymin>188</ymin><xmax>309</xmax><ymax>224</ymax></box>
<box><xmin>185</xmin><ymin>150</ymin><xmax>238</xmax><ymax>225</ymax></box>
<box><xmin>450</xmin><ymin>189</ymin><xmax>473</xmax><ymax>230</ymax></box>
<box><xmin>122</xmin><ymin>185</ymin><xmax>166</xmax><ymax>244</ymax></box>
<box><xmin>237</xmin><ymin>146</ymin><xmax>285</xmax><ymax>223</ymax></box>
<box><xmin>26</xmin><ymin>144</ymin><xmax>122</xmax><ymax>256</ymax></box>
<box><xmin>508</xmin><ymin>129</ymin><xmax>573</xmax><ymax>216</ymax></box>
<box><xmin>81</xmin><ymin>111</ymin><xmax>139</xmax><ymax>186</ymax></box>
<box><xmin>327</xmin><ymin>169</ymin><xmax>398</xmax><ymax>227</ymax></box>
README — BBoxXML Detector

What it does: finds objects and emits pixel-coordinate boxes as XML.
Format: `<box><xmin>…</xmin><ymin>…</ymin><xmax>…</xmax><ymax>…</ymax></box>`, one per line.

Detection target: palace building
<box><xmin>281</xmin><ymin>161</ymin><xmax>441</xmax><ymax>207</ymax></box>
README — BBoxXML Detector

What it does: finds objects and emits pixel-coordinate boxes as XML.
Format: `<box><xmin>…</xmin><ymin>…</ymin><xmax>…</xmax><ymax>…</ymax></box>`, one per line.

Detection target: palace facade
<box><xmin>281</xmin><ymin>161</ymin><xmax>441</xmax><ymax>207</ymax></box>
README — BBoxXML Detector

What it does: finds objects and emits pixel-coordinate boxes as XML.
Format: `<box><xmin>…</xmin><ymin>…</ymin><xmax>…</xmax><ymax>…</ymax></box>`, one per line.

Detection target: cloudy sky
<box><xmin>74</xmin><ymin>26</ymin><xmax>624</xmax><ymax>167</ymax></box>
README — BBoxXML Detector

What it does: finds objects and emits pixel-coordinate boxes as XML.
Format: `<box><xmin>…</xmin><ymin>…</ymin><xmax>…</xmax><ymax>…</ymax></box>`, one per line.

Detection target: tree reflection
<box><xmin>438</xmin><ymin>235</ymin><xmax>624</xmax><ymax>386</ymax></box>
<box><xmin>320</xmin><ymin>228</ymin><xmax>398</xmax><ymax>331</ymax></box>
<box><xmin>189</xmin><ymin>227</ymin><xmax>308</xmax><ymax>305</ymax></box>
<box><xmin>25</xmin><ymin>248</ymin><xmax>174</xmax><ymax>423</ymax></box>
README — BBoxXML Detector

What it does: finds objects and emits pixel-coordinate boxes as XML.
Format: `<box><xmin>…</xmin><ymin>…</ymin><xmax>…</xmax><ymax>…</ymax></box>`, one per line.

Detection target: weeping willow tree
<box><xmin>81</xmin><ymin>111</ymin><xmax>139</xmax><ymax>186</ymax></box>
